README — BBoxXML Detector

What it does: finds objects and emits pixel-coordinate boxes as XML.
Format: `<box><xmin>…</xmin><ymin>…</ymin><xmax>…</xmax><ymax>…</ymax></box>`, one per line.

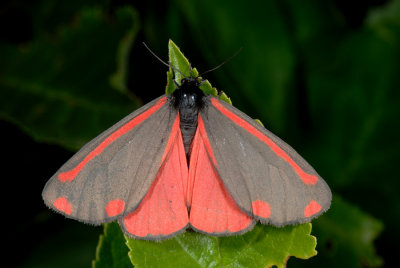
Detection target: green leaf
<box><xmin>218</xmin><ymin>91</ymin><xmax>232</xmax><ymax>105</ymax></box>
<box><xmin>0</xmin><ymin>6</ymin><xmax>140</xmax><ymax>150</ymax></box>
<box><xmin>127</xmin><ymin>223</ymin><xmax>316</xmax><ymax>268</ymax></box>
<box><xmin>166</xmin><ymin>40</ymin><xmax>217</xmax><ymax>96</ymax></box>
<box><xmin>125</xmin><ymin>40</ymin><xmax>318</xmax><ymax>268</ymax></box>
<box><xmin>93</xmin><ymin>223</ymin><xmax>131</xmax><ymax>268</ymax></box>
<box><xmin>310</xmin><ymin>196</ymin><xmax>383</xmax><ymax>267</ymax></box>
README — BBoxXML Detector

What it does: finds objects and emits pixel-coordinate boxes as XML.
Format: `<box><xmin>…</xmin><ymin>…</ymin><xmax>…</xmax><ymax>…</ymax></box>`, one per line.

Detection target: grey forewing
<box><xmin>42</xmin><ymin>96</ymin><xmax>179</xmax><ymax>224</ymax></box>
<box><xmin>200</xmin><ymin>96</ymin><xmax>331</xmax><ymax>225</ymax></box>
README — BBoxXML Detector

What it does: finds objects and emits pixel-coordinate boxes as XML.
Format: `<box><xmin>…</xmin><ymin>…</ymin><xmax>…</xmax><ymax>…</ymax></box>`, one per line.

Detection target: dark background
<box><xmin>1</xmin><ymin>0</ymin><xmax>398</xmax><ymax>267</ymax></box>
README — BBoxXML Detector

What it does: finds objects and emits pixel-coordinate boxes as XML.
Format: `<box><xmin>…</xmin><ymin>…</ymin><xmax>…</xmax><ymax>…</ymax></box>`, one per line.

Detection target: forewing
<box><xmin>199</xmin><ymin>97</ymin><xmax>331</xmax><ymax>226</ymax></box>
<box><xmin>42</xmin><ymin>96</ymin><xmax>179</xmax><ymax>224</ymax></box>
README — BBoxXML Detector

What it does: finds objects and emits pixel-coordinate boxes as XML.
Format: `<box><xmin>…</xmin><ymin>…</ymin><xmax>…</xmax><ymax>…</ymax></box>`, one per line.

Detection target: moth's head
<box><xmin>178</xmin><ymin>76</ymin><xmax>203</xmax><ymax>91</ymax></box>
<box><xmin>172</xmin><ymin>75</ymin><xmax>206</xmax><ymax>109</ymax></box>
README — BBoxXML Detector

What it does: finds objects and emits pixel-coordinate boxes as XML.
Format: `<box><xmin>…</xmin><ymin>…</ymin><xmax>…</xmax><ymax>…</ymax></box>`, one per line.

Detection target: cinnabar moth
<box><xmin>42</xmin><ymin>47</ymin><xmax>331</xmax><ymax>240</ymax></box>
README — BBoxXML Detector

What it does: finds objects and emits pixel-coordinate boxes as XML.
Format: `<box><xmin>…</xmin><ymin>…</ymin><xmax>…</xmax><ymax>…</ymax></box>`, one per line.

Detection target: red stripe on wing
<box><xmin>58</xmin><ymin>97</ymin><xmax>168</xmax><ymax>183</ymax></box>
<box><xmin>211</xmin><ymin>98</ymin><xmax>318</xmax><ymax>185</ymax></box>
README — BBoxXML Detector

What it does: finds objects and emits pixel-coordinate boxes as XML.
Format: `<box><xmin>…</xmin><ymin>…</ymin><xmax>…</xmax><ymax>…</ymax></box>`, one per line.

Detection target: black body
<box><xmin>172</xmin><ymin>77</ymin><xmax>206</xmax><ymax>159</ymax></box>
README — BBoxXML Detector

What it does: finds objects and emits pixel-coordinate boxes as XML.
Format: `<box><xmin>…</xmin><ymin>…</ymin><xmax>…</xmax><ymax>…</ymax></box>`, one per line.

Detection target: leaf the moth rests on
<box><xmin>166</xmin><ymin>40</ymin><xmax>217</xmax><ymax>96</ymax></box>
<box><xmin>126</xmin><ymin>224</ymin><xmax>317</xmax><ymax>268</ymax></box>
<box><xmin>93</xmin><ymin>222</ymin><xmax>131</xmax><ymax>268</ymax></box>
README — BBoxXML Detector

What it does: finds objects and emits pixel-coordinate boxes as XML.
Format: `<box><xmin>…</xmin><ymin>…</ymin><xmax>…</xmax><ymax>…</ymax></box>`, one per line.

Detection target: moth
<box><xmin>43</xmin><ymin>44</ymin><xmax>331</xmax><ymax>240</ymax></box>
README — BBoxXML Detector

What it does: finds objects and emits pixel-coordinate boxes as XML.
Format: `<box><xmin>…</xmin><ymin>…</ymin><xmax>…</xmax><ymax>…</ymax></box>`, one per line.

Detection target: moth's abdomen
<box><xmin>179</xmin><ymin>107</ymin><xmax>198</xmax><ymax>156</ymax></box>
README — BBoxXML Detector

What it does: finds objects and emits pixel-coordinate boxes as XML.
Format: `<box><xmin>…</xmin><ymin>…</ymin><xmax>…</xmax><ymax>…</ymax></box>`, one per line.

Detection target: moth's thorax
<box><xmin>172</xmin><ymin>77</ymin><xmax>206</xmax><ymax>160</ymax></box>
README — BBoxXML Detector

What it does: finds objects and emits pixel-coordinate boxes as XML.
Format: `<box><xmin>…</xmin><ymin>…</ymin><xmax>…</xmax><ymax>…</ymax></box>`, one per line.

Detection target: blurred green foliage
<box><xmin>0</xmin><ymin>5</ymin><xmax>140</xmax><ymax>150</ymax></box>
<box><xmin>1</xmin><ymin>0</ymin><xmax>399</xmax><ymax>267</ymax></box>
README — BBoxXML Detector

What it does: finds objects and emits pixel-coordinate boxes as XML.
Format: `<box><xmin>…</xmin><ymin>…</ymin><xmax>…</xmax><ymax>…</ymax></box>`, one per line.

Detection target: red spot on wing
<box><xmin>53</xmin><ymin>197</ymin><xmax>72</xmax><ymax>215</ymax></box>
<box><xmin>105</xmin><ymin>199</ymin><xmax>125</xmax><ymax>217</ymax></box>
<box><xmin>211</xmin><ymin>98</ymin><xmax>318</xmax><ymax>185</ymax></box>
<box><xmin>304</xmin><ymin>200</ymin><xmax>322</xmax><ymax>217</ymax></box>
<box><xmin>58</xmin><ymin>97</ymin><xmax>167</xmax><ymax>183</ymax></box>
<box><xmin>122</xmin><ymin>115</ymin><xmax>189</xmax><ymax>238</ymax></box>
<box><xmin>252</xmin><ymin>200</ymin><xmax>271</xmax><ymax>219</ymax></box>
<box><xmin>189</xmin><ymin>116</ymin><xmax>252</xmax><ymax>234</ymax></box>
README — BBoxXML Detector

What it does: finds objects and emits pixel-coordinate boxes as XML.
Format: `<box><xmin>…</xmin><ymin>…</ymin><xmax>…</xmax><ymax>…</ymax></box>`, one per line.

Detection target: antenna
<box><xmin>142</xmin><ymin>42</ymin><xmax>187</xmax><ymax>78</ymax></box>
<box><xmin>199</xmin><ymin>47</ymin><xmax>243</xmax><ymax>76</ymax></box>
